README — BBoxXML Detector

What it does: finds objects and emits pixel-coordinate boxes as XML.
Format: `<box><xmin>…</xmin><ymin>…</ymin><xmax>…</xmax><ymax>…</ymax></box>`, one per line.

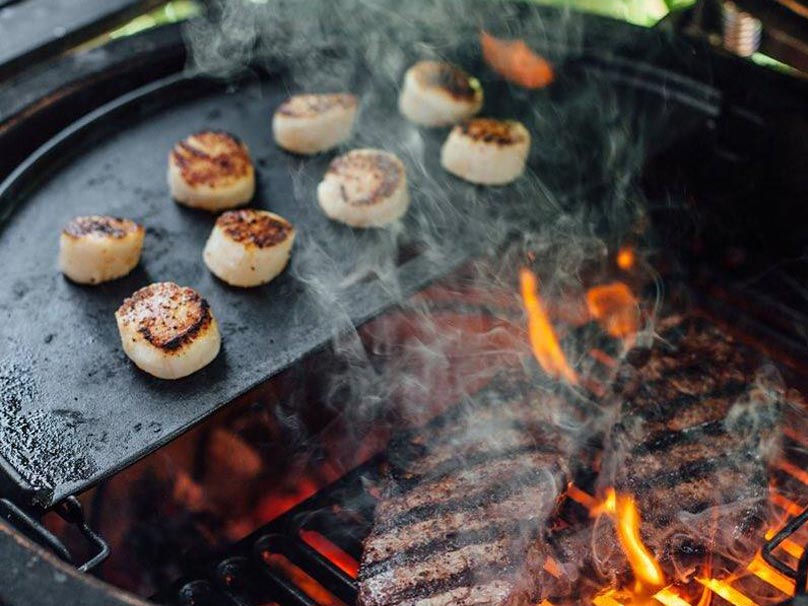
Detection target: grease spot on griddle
<box><xmin>11</xmin><ymin>280</ymin><xmax>30</xmax><ymax>300</ymax></box>
<box><xmin>0</xmin><ymin>356</ymin><xmax>97</xmax><ymax>493</ymax></box>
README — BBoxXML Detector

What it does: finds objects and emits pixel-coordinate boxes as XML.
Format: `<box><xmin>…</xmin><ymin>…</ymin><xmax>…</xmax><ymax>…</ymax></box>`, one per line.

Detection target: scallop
<box><xmin>115</xmin><ymin>282</ymin><xmax>221</xmax><ymax>380</ymax></box>
<box><xmin>59</xmin><ymin>215</ymin><xmax>144</xmax><ymax>284</ymax></box>
<box><xmin>398</xmin><ymin>60</ymin><xmax>483</xmax><ymax>127</ymax></box>
<box><xmin>168</xmin><ymin>131</ymin><xmax>255</xmax><ymax>211</ymax></box>
<box><xmin>203</xmin><ymin>209</ymin><xmax>295</xmax><ymax>287</ymax></box>
<box><xmin>317</xmin><ymin>149</ymin><xmax>409</xmax><ymax>228</ymax></box>
<box><xmin>440</xmin><ymin>118</ymin><xmax>530</xmax><ymax>185</ymax></box>
<box><xmin>273</xmin><ymin>93</ymin><xmax>357</xmax><ymax>155</ymax></box>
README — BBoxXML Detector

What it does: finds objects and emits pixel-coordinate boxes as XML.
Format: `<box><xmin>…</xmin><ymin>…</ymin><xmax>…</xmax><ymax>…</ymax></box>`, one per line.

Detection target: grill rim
<box><xmin>0</xmin><ymin>4</ymin><xmax>787</xmax><ymax>605</ymax></box>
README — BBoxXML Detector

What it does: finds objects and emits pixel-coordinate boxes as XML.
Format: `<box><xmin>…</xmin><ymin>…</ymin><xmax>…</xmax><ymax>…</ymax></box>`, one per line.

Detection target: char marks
<box><xmin>171</xmin><ymin>131</ymin><xmax>252</xmax><ymax>188</ymax></box>
<box><xmin>357</xmin><ymin>383</ymin><xmax>567</xmax><ymax>606</ymax></box>
<box><xmin>415</xmin><ymin>61</ymin><xmax>480</xmax><ymax>101</ymax></box>
<box><xmin>459</xmin><ymin>118</ymin><xmax>527</xmax><ymax>145</ymax></box>
<box><xmin>116</xmin><ymin>282</ymin><xmax>213</xmax><ymax>352</ymax></box>
<box><xmin>327</xmin><ymin>151</ymin><xmax>404</xmax><ymax>207</ymax></box>
<box><xmin>216</xmin><ymin>210</ymin><xmax>293</xmax><ymax>248</ymax></box>
<box><xmin>277</xmin><ymin>93</ymin><xmax>357</xmax><ymax>118</ymax></box>
<box><xmin>62</xmin><ymin>216</ymin><xmax>141</xmax><ymax>239</ymax></box>
<box><xmin>605</xmin><ymin>315</ymin><xmax>782</xmax><ymax>552</ymax></box>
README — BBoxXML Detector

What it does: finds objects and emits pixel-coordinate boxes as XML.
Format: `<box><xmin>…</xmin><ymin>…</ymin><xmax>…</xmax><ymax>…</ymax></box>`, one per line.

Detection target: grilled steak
<box><xmin>602</xmin><ymin>315</ymin><xmax>783</xmax><ymax>565</ymax></box>
<box><xmin>357</xmin><ymin>381</ymin><xmax>569</xmax><ymax>606</ymax></box>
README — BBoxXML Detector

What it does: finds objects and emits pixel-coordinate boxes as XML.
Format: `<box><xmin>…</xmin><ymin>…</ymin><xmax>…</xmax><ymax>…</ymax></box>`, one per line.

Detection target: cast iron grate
<box><xmin>151</xmin><ymin>322</ymin><xmax>808</xmax><ymax>606</ymax></box>
<box><xmin>155</xmin><ymin>457</ymin><xmax>382</xmax><ymax>606</ymax></box>
<box><xmin>765</xmin><ymin>506</ymin><xmax>808</xmax><ymax>602</ymax></box>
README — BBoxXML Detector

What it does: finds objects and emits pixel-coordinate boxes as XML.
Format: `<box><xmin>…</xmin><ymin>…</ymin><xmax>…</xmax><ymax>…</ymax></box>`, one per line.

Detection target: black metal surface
<box><xmin>0</xmin><ymin>13</ymin><xmax>721</xmax><ymax>509</ymax></box>
<box><xmin>764</xmin><ymin>506</ymin><xmax>808</xmax><ymax>585</ymax></box>
<box><xmin>0</xmin><ymin>70</ymin><xmax>471</xmax><ymax>507</ymax></box>
<box><xmin>0</xmin><ymin>23</ymin><xmax>187</xmax><ymax>180</ymax></box>
<box><xmin>0</xmin><ymin>514</ymin><xmax>150</xmax><ymax>606</ymax></box>
<box><xmin>0</xmin><ymin>0</ymin><xmax>165</xmax><ymax>80</ymax></box>
<box><xmin>153</xmin><ymin>452</ymin><xmax>378</xmax><ymax>606</ymax></box>
<box><xmin>0</xmin><ymin>495</ymin><xmax>108</xmax><ymax>571</ymax></box>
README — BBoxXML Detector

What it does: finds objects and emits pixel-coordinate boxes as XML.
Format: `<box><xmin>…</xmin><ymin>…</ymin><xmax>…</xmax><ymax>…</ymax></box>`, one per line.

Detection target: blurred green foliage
<box><xmin>106</xmin><ymin>0</ymin><xmax>697</xmax><ymax>40</ymax></box>
<box><xmin>529</xmin><ymin>0</ymin><xmax>696</xmax><ymax>26</ymax></box>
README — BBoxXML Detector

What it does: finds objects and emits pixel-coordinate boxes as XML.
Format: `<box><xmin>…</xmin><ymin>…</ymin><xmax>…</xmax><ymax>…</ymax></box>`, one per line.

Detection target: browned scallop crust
<box><xmin>216</xmin><ymin>210</ymin><xmax>293</xmax><ymax>248</ymax></box>
<box><xmin>171</xmin><ymin>131</ymin><xmax>252</xmax><ymax>188</ymax></box>
<box><xmin>63</xmin><ymin>216</ymin><xmax>143</xmax><ymax>239</ymax></box>
<box><xmin>415</xmin><ymin>61</ymin><xmax>480</xmax><ymax>101</ymax></box>
<box><xmin>116</xmin><ymin>283</ymin><xmax>213</xmax><ymax>353</ymax></box>
<box><xmin>326</xmin><ymin>152</ymin><xmax>404</xmax><ymax>207</ymax></box>
<box><xmin>277</xmin><ymin>93</ymin><xmax>357</xmax><ymax>118</ymax></box>
<box><xmin>458</xmin><ymin>119</ymin><xmax>526</xmax><ymax>145</ymax></box>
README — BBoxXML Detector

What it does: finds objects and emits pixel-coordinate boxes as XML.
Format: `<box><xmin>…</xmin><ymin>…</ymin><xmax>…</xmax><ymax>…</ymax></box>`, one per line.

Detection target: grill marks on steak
<box><xmin>358</xmin><ymin>385</ymin><xmax>568</xmax><ymax>606</ymax></box>
<box><xmin>605</xmin><ymin>315</ymin><xmax>782</xmax><ymax>560</ymax></box>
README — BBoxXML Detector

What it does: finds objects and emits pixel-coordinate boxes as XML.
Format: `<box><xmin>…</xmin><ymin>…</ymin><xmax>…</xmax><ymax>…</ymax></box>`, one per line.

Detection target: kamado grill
<box><xmin>2</xmin><ymin>1</ymin><xmax>808</xmax><ymax>605</ymax></box>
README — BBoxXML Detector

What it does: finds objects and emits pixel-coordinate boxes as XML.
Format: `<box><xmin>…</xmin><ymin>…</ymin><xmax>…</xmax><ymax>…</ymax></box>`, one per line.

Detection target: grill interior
<box><xmin>3</xmin><ymin>3</ymin><xmax>808</xmax><ymax>606</ymax></box>
<box><xmin>137</xmin><ymin>312</ymin><xmax>808</xmax><ymax>606</ymax></box>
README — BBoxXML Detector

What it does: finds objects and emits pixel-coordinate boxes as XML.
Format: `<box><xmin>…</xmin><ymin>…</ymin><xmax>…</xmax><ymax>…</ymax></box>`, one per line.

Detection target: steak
<box><xmin>357</xmin><ymin>381</ymin><xmax>569</xmax><ymax>606</ymax></box>
<box><xmin>602</xmin><ymin>315</ymin><xmax>783</xmax><ymax>565</ymax></box>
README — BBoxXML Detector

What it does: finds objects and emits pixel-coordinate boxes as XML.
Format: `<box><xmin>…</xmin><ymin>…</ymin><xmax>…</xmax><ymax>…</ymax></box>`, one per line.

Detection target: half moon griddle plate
<box><xmin>0</xmin><ymin>40</ymin><xmax>718</xmax><ymax>508</ymax></box>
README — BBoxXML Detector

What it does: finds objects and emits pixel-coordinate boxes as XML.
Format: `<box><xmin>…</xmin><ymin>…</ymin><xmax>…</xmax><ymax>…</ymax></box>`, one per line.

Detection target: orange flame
<box><xmin>599</xmin><ymin>488</ymin><xmax>665</xmax><ymax>595</ymax></box>
<box><xmin>586</xmin><ymin>282</ymin><xmax>640</xmax><ymax>339</ymax></box>
<box><xmin>519</xmin><ymin>269</ymin><xmax>578</xmax><ymax>384</ymax></box>
<box><xmin>480</xmin><ymin>31</ymin><xmax>554</xmax><ymax>89</ymax></box>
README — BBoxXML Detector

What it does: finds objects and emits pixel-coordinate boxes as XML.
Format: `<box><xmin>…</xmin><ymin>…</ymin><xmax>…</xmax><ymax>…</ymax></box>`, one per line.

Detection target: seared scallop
<box><xmin>115</xmin><ymin>282</ymin><xmax>221</xmax><ymax>380</ymax></box>
<box><xmin>273</xmin><ymin>93</ymin><xmax>357</xmax><ymax>155</ymax></box>
<box><xmin>203</xmin><ymin>209</ymin><xmax>295</xmax><ymax>287</ymax></box>
<box><xmin>59</xmin><ymin>215</ymin><xmax>144</xmax><ymax>284</ymax></box>
<box><xmin>398</xmin><ymin>61</ymin><xmax>483</xmax><ymax>127</ymax></box>
<box><xmin>317</xmin><ymin>149</ymin><xmax>409</xmax><ymax>228</ymax></box>
<box><xmin>440</xmin><ymin>118</ymin><xmax>530</xmax><ymax>185</ymax></box>
<box><xmin>168</xmin><ymin>131</ymin><xmax>255</xmax><ymax>211</ymax></box>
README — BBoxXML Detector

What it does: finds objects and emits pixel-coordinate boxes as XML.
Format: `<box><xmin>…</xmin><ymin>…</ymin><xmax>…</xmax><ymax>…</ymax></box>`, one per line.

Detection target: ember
<box><xmin>300</xmin><ymin>529</ymin><xmax>359</xmax><ymax>578</ymax></box>
<box><xmin>617</xmin><ymin>247</ymin><xmax>636</xmax><ymax>271</ymax></box>
<box><xmin>586</xmin><ymin>282</ymin><xmax>640</xmax><ymax>338</ymax></box>
<box><xmin>263</xmin><ymin>551</ymin><xmax>344</xmax><ymax>605</ymax></box>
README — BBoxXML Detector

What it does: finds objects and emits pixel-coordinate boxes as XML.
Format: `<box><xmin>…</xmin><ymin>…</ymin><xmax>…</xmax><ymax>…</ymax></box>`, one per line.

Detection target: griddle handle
<box><xmin>0</xmin><ymin>498</ymin><xmax>72</xmax><ymax>563</ymax></box>
<box><xmin>53</xmin><ymin>496</ymin><xmax>110</xmax><ymax>573</ymax></box>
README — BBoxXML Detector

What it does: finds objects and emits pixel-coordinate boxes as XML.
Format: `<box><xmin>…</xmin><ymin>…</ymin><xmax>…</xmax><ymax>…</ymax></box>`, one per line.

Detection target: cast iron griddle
<box><xmin>0</xmin><ymin>43</ymin><xmax>719</xmax><ymax>507</ymax></box>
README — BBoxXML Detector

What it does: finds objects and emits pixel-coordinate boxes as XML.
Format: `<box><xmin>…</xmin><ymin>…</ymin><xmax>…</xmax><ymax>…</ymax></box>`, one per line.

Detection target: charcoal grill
<box><xmin>2</xmin><ymin>1</ymin><xmax>808</xmax><ymax>605</ymax></box>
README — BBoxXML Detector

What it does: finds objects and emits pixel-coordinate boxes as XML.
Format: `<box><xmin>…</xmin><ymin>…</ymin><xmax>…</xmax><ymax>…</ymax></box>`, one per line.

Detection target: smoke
<box><xmin>180</xmin><ymin>0</ymin><xmax>666</xmax><ymax>495</ymax></box>
<box><xmin>175</xmin><ymin>1</ymin><xmax>786</xmax><ymax>600</ymax></box>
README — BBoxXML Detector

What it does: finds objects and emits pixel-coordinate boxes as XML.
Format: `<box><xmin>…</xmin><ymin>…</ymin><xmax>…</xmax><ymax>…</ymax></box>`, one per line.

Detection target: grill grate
<box><xmin>156</xmin><ymin>458</ymin><xmax>381</xmax><ymax>606</ymax></box>
<box><xmin>153</xmin><ymin>318</ymin><xmax>808</xmax><ymax>606</ymax></box>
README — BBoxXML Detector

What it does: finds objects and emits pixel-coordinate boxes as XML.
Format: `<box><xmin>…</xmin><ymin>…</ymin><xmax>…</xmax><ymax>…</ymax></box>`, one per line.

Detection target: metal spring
<box><xmin>722</xmin><ymin>1</ymin><xmax>763</xmax><ymax>57</ymax></box>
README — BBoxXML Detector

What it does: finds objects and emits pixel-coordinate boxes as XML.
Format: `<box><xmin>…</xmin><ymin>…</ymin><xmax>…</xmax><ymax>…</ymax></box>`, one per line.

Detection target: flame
<box><xmin>480</xmin><ymin>31</ymin><xmax>554</xmax><ymax>89</ymax></box>
<box><xmin>586</xmin><ymin>282</ymin><xmax>640</xmax><ymax>339</ymax></box>
<box><xmin>519</xmin><ymin>268</ymin><xmax>578</xmax><ymax>384</ymax></box>
<box><xmin>556</xmin><ymin>484</ymin><xmax>799</xmax><ymax>606</ymax></box>
<box><xmin>598</xmin><ymin>488</ymin><xmax>665</xmax><ymax>595</ymax></box>
<box><xmin>617</xmin><ymin>247</ymin><xmax>636</xmax><ymax>271</ymax></box>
